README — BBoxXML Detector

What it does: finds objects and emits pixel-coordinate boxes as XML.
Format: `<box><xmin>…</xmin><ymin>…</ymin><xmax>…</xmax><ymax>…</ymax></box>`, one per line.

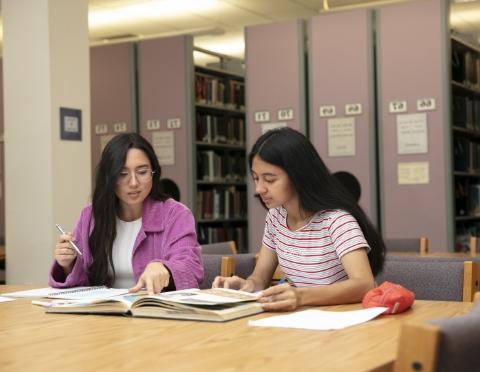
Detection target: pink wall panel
<box><xmin>377</xmin><ymin>0</ymin><xmax>451</xmax><ymax>251</ymax></box>
<box><xmin>245</xmin><ymin>20</ymin><xmax>306</xmax><ymax>252</ymax></box>
<box><xmin>138</xmin><ymin>35</ymin><xmax>193</xmax><ymax>208</ymax></box>
<box><xmin>309</xmin><ymin>9</ymin><xmax>376</xmax><ymax>223</ymax></box>
<box><xmin>90</xmin><ymin>43</ymin><xmax>135</xmax><ymax>180</ymax></box>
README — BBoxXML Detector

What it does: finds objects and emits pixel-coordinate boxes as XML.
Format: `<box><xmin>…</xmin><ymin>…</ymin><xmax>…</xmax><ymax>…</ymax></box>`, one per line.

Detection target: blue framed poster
<box><xmin>60</xmin><ymin>107</ymin><xmax>82</xmax><ymax>141</ymax></box>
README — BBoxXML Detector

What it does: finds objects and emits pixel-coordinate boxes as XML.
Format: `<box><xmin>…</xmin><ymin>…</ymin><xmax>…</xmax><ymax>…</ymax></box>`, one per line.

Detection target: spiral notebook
<box><xmin>2</xmin><ymin>286</ymin><xmax>129</xmax><ymax>300</ymax></box>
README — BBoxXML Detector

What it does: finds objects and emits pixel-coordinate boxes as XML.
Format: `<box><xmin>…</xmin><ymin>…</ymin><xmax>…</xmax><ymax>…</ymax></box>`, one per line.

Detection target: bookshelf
<box><xmin>376</xmin><ymin>0</ymin><xmax>452</xmax><ymax>252</ymax></box>
<box><xmin>451</xmin><ymin>35</ymin><xmax>480</xmax><ymax>251</ymax></box>
<box><xmin>308</xmin><ymin>9</ymin><xmax>378</xmax><ymax>224</ymax></box>
<box><xmin>193</xmin><ymin>51</ymin><xmax>248</xmax><ymax>252</ymax></box>
<box><xmin>245</xmin><ymin>19</ymin><xmax>307</xmax><ymax>252</ymax></box>
<box><xmin>90</xmin><ymin>43</ymin><xmax>137</xmax><ymax>181</ymax></box>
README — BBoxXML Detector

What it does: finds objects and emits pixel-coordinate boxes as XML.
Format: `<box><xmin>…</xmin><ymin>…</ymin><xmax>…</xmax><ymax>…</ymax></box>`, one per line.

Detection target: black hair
<box><xmin>88</xmin><ymin>133</ymin><xmax>167</xmax><ymax>286</ymax></box>
<box><xmin>249</xmin><ymin>127</ymin><xmax>385</xmax><ymax>276</ymax></box>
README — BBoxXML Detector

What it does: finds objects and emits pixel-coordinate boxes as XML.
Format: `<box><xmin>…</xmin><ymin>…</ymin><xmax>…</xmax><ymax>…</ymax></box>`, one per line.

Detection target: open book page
<box><xmin>2</xmin><ymin>286</ymin><xmax>129</xmax><ymax>300</ymax></box>
<box><xmin>147</xmin><ymin>288</ymin><xmax>259</xmax><ymax>306</ymax></box>
<box><xmin>249</xmin><ymin>307</ymin><xmax>388</xmax><ymax>331</ymax></box>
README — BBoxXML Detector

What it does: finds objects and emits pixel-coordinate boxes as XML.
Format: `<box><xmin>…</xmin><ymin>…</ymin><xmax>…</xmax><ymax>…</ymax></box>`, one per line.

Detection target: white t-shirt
<box><xmin>110</xmin><ymin>217</ymin><xmax>142</xmax><ymax>288</ymax></box>
<box><xmin>263</xmin><ymin>207</ymin><xmax>370</xmax><ymax>287</ymax></box>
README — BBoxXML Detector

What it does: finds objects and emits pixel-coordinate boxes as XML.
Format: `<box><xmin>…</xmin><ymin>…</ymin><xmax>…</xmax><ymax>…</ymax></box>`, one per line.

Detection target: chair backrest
<box><xmin>385</xmin><ymin>237</ymin><xmax>429</xmax><ymax>254</ymax></box>
<box><xmin>375</xmin><ymin>256</ymin><xmax>480</xmax><ymax>301</ymax></box>
<box><xmin>230</xmin><ymin>253</ymin><xmax>256</xmax><ymax>279</ymax></box>
<box><xmin>200</xmin><ymin>255</ymin><xmax>235</xmax><ymax>289</ymax></box>
<box><xmin>201</xmin><ymin>241</ymin><xmax>238</xmax><ymax>255</ymax></box>
<box><xmin>394</xmin><ymin>302</ymin><xmax>480</xmax><ymax>372</ymax></box>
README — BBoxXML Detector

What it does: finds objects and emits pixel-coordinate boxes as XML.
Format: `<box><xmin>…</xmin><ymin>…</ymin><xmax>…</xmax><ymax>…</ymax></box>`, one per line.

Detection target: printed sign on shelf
<box><xmin>327</xmin><ymin>117</ymin><xmax>356</xmax><ymax>157</ymax></box>
<box><xmin>389</xmin><ymin>100</ymin><xmax>407</xmax><ymax>114</ymax></box>
<box><xmin>319</xmin><ymin>105</ymin><xmax>336</xmax><ymax>118</ymax></box>
<box><xmin>167</xmin><ymin>118</ymin><xmax>181</xmax><ymax>129</ymax></box>
<box><xmin>254</xmin><ymin>111</ymin><xmax>270</xmax><ymax>123</ymax></box>
<box><xmin>277</xmin><ymin>108</ymin><xmax>294</xmax><ymax>121</ymax></box>
<box><xmin>416</xmin><ymin>98</ymin><xmax>436</xmax><ymax>111</ymax></box>
<box><xmin>146</xmin><ymin>119</ymin><xmax>161</xmax><ymax>130</ymax></box>
<box><xmin>345</xmin><ymin>103</ymin><xmax>362</xmax><ymax>116</ymax></box>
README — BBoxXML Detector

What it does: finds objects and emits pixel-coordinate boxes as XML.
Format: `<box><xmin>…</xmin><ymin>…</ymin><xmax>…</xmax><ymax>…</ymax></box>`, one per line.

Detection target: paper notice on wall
<box><xmin>327</xmin><ymin>117</ymin><xmax>356</xmax><ymax>157</ymax></box>
<box><xmin>152</xmin><ymin>131</ymin><xmax>175</xmax><ymax>166</ymax></box>
<box><xmin>100</xmin><ymin>134</ymin><xmax>116</xmax><ymax>153</ymax></box>
<box><xmin>261</xmin><ymin>122</ymin><xmax>287</xmax><ymax>134</ymax></box>
<box><xmin>397</xmin><ymin>113</ymin><xmax>428</xmax><ymax>155</ymax></box>
<box><xmin>398</xmin><ymin>161</ymin><xmax>429</xmax><ymax>185</ymax></box>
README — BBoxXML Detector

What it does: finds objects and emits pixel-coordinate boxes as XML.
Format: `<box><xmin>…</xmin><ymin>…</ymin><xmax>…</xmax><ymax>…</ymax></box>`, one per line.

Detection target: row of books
<box><xmin>197</xmin><ymin>225</ymin><xmax>248</xmax><ymax>253</ymax></box>
<box><xmin>454</xmin><ymin>138</ymin><xmax>480</xmax><ymax>173</ymax></box>
<box><xmin>452</xmin><ymin>95</ymin><xmax>480</xmax><ymax>130</ymax></box>
<box><xmin>196</xmin><ymin>113</ymin><xmax>245</xmax><ymax>145</ymax></box>
<box><xmin>195</xmin><ymin>74</ymin><xmax>245</xmax><ymax>109</ymax></box>
<box><xmin>196</xmin><ymin>188</ymin><xmax>247</xmax><ymax>221</ymax></box>
<box><xmin>197</xmin><ymin>151</ymin><xmax>247</xmax><ymax>182</ymax></box>
<box><xmin>452</xmin><ymin>48</ymin><xmax>480</xmax><ymax>88</ymax></box>
<box><xmin>455</xmin><ymin>179</ymin><xmax>480</xmax><ymax>217</ymax></box>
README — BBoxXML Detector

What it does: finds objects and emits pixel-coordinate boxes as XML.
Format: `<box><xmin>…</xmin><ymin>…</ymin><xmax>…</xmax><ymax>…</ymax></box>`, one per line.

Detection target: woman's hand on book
<box><xmin>212</xmin><ymin>276</ymin><xmax>254</xmax><ymax>292</ymax></box>
<box><xmin>129</xmin><ymin>262</ymin><xmax>170</xmax><ymax>295</ymax></box>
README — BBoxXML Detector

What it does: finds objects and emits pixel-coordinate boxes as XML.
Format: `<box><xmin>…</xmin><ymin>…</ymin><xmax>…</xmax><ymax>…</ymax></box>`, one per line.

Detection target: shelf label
<box><xmin>113</xmin><ymin>122</ymin><xmax>127</xmax><ymax>133</ymax></box>
<box><xmin>95</xmin><ymin>123</ymin><xmax>108</xmax><ymax>135</ymax></box>
<box><xmin>345</xmin><ymin>103</ymin><xmax>362</xmax><ymax>116</ymax></box>
<box><xmin>167</xmin><ymin>118</ymin><xmax>181</xmax><ymax>129</ymax></box>
<box><xmin>146</xmin><ymin>119</ymin><xmax>161</xmax><ymax>130</ymax></box>
<box><xmin>389</xmin><ymin>100</ymin><xmax>407</xmax><ymax>114</ymax></box>
<box><xmin>277</xmin><ymin>108</ymin><xmax>294</xmax><ymax>121</ymax></box>
<box><xmin>417</xmin><ymin>98</ymin><xmax>436</xmax><ymax>111</ymax></box>
<box><xmin>254</xmin><ymin>111</ymin><xmax>270</xmax><ymax>123</ymax></box>
<box><xmin>319</xmin><ymin>105</ymin><xmax>336</xmax><ymax>118</ymax></box>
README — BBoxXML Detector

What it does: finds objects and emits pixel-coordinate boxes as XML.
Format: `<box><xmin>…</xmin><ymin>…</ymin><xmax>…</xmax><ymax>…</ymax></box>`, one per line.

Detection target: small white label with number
<box><xmin>254</xmin><ymin>111</ymin><xmax>270</xmax><ymax>123</ymax></box>
<box><xmin>345</xmin><ymin>103</ymin><xmax>362</xmax><ymax>116</ymax></box>
<box><xmin>277</xmin><ymin>108</ymin><xmax>294</xmax><ymax>121</ymax></box>
<box><xmin>417</xmin><ymin>98</ymin><xmax>436</xmax><ymax>111</ymax></box>
<box><xmin>319</xmin><ymin>105</ymin><xmax>336</xmax><ymax>118</ymax></box>
<box><xmin>389</xmin><ymin>101</ymin><xmax>407</xmax><ymax>113</ymax></box>
<box><xmin>167</xmin><ymin>118</ymin><xmax>181</xmax><ymax>129</ymax></box>
<box><xmin>146</xmin><ymin>119</ymin><xmax>161</xmax><ymax>130</ymax></box>
<box><xmin>95</xmin><ymin>123</ymin><xmax>108</xmax><ymax>135</ymax></box>
<box><xmin>113</xmin><ymin>122</ymin><xmax>127</xmax><ymax>133</ymax></box>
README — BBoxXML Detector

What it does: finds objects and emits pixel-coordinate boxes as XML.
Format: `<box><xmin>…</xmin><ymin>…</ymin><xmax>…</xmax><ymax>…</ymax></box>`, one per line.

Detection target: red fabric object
<box><xmin>362</xmin><ymin>281</ymin><xmax>415</xmax><ymax>314</ymax></box>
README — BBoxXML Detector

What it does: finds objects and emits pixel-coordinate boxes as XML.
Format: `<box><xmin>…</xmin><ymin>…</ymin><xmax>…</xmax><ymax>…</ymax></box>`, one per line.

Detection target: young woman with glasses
<box><xmin>213</xmin><ymin>127</ymin><xmax>385</xmax><ymax>311</ymax></box>
<box><xmin>49</xmin><ymin>133</ymin><xmax>203</xmax><ymax>294</ymax></box>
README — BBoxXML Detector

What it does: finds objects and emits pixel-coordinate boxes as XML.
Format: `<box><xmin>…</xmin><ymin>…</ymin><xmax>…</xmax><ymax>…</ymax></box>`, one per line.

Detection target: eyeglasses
<box><xmin>116</xmin><ymin>168</ymin><xmax>155</xmax><ymax>185</ymax></box>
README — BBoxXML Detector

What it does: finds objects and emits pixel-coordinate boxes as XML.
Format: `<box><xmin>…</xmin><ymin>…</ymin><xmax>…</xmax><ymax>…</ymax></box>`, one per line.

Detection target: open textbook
<box><xmin>40</xmin><ymin>288</ymin><xmax>264</xmax><ymax>322</ymax></box>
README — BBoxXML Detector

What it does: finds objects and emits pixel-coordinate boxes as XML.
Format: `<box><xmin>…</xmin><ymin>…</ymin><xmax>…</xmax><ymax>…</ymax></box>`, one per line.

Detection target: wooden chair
<box><xmin>199</xmin><ymin>255</ymin><xmax>235</xmax><ymax>289</ymax></box>
<box><xmin>394</xmin><ymin>301</ymin><xmax>480</xmax><ymax>372</ymax></box>
<box><xmin>469</xmin><ymin>236</ymin><xmax>478</xmax><ymax>256</ymax></box>
<box><xmin>201</xmin><ymin>241</ymin><xmax>237</xmax><ymax>255</ymax></box>
<box><xmin>385</xmin><ymin>237</ymin><xmax>429</xmax><ymax>254</ymax></box>
<box><xmin>376</xmin><ymin>256</ymin><xmax>480</xmax><ymax>302</ymax></box>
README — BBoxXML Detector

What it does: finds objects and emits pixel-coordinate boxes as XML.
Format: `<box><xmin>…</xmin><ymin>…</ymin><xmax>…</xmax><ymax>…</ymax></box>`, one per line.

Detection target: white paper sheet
<box><xmin>249</xmin><ymin>307</ymin><xmax>388</xmax><ymax>331</ymax></box>
<box><xmin>2</xmin><ymin>286</ymin><xmax>129</xmax><ymax>300</ymax></box>
<box><xmin>0</xmin><ymin>296</ymin><xmax>15</xmax><ymax>303</ymax></box>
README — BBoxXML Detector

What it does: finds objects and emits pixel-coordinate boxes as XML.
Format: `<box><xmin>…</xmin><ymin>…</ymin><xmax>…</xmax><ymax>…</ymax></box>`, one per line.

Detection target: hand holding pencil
<box><xmin>54</xmin><ymin>224</ymin><xmax>82</xmax><ymax>273</ymax></box>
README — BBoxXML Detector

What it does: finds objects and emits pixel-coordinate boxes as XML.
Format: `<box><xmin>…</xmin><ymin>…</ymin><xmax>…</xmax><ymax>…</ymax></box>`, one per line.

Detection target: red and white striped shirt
<box><xmin>263</xmin><ymin>207</ymin><xmax>370</xmax><ymax>287</ymax></box>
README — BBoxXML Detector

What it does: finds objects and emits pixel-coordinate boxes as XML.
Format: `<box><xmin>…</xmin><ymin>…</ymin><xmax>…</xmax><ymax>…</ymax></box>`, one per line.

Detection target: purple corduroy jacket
<box><xmin>49</xmin><ymin>197</ymin><xmax>204</xmax><ymax>289</ymax></box>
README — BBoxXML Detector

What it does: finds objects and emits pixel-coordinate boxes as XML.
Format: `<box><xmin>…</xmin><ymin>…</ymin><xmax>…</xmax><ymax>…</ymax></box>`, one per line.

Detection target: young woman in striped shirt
<box><xmin>213</xmin><ymin>127</ymin><xmax>385</xmax><ymax>311</ymax></box>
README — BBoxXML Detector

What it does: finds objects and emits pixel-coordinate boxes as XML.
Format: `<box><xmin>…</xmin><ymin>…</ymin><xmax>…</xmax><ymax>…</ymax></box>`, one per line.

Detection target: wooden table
<box><xmin>0</xmin><ymin>285</ymin><xmax>473</xmax><ymax>372</ymax></box>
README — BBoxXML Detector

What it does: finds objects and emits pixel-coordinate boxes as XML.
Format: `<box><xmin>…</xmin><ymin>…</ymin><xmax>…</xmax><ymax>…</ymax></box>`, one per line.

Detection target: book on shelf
<box><xmin>39</xmin><ymin>288</ymin><xmax>263</xmax><ymax>322</ymax></box>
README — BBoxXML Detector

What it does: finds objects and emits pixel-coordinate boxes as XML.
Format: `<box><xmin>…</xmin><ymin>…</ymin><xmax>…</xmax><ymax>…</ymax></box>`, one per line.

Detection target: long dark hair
<box><xmin>249</xmin><ymin>127</ymin><xmax>385</xmax><ymax>276</ymax></box>
<box><xmin>88</xmin><ymin>133</ymin><xmax>167</xmax><ymax>286</ymax></box>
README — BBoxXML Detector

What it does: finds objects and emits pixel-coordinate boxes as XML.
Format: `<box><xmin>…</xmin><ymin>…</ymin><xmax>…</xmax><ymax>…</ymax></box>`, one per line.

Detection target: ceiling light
<box><xmin>89</xmin><ymin>0</ymin><xmax>219</xmax><ymax>29</ymax></box>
